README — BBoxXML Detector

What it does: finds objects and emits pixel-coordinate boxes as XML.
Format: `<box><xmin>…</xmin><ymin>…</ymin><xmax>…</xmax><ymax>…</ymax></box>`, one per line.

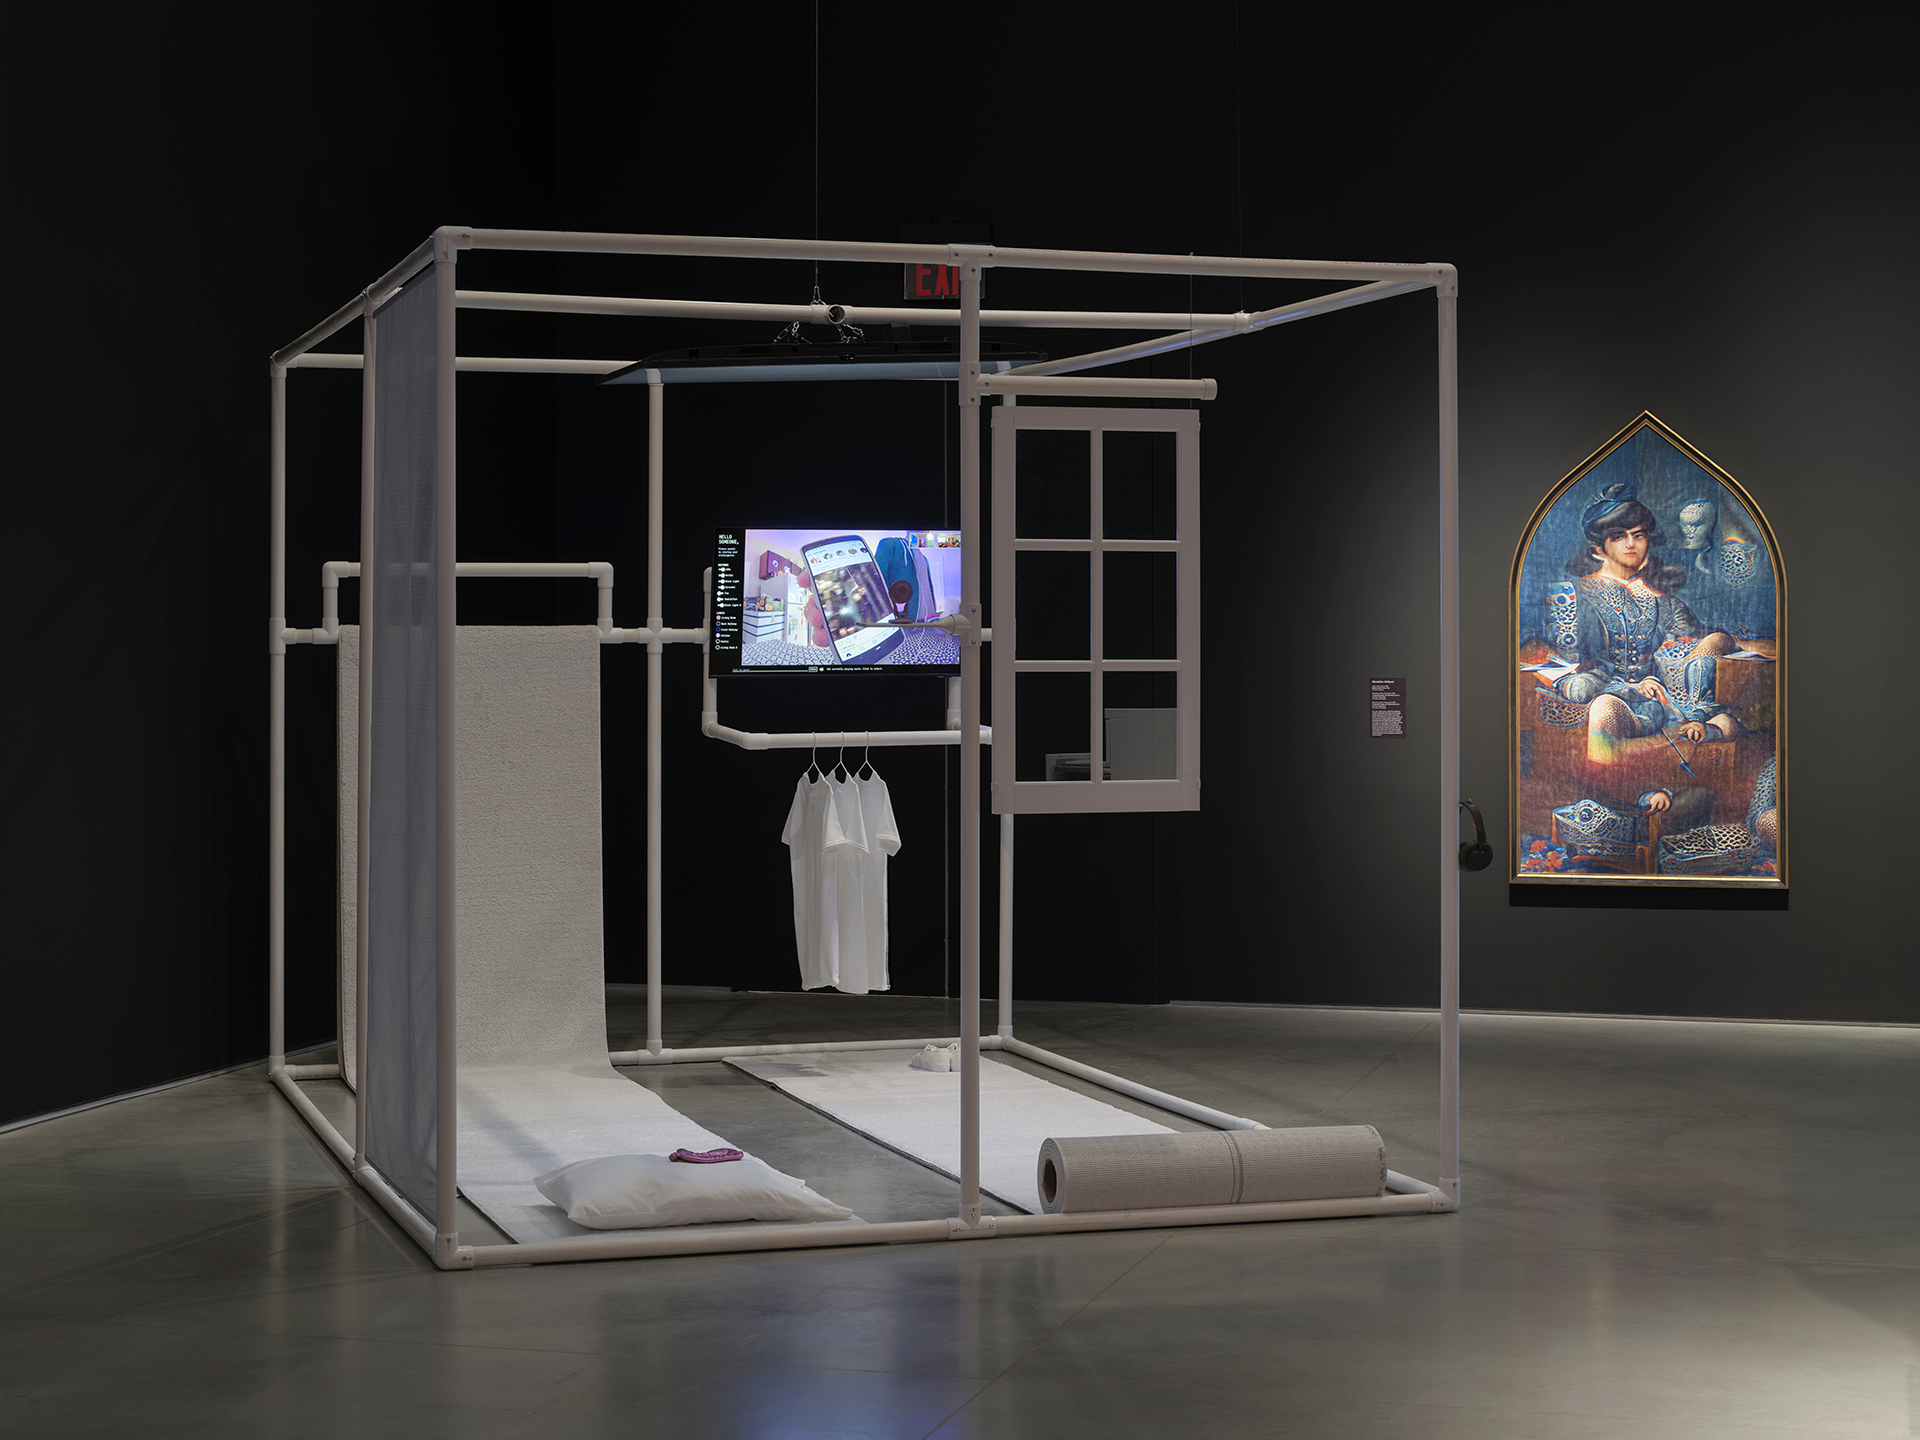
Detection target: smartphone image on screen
<box><xmin>802</xmin><ymin>534</ymin><xmax>905</xmax><ymax>665</ymax></box>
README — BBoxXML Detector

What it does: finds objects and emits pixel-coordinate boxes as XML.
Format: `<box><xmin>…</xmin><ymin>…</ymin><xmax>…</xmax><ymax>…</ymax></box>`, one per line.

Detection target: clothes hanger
<box><xmin>832</xmin><ymin>743</ymin><xmax>849</xmax><ymax>783</ymax></box>
<box><xmin>806</xmin><ymin>733</ymin><xmax>820</xmax><ymax>782</ymax></box>
<box><xmin>858</xmin><ymin>731</ymin><xmax>875</xmax><ymax>780</ymax></box>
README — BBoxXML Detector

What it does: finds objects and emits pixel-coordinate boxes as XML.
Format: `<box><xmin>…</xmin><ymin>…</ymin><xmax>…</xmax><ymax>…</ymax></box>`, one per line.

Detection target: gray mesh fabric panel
<box><xmin>1037</xmin><ymin>1126</ymin><xmax>1385</xmax><ymax>1214</ymax></box>
<box><xmin>363</xmin><ymin>274</ymin><xmax>442</xmax><ymax>1222</ymax></box>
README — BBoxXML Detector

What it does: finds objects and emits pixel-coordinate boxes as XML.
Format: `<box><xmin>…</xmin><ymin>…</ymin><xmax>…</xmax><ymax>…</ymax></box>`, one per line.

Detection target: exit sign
<box><xmin>898</xmin><ymin>221</ymin><xmax>992</xmax><ymax>302</ymax></box>
<box><xmin>903</xmin><ymin>263</ymin><xmax>983</xmax><ymax>302</ymax></box>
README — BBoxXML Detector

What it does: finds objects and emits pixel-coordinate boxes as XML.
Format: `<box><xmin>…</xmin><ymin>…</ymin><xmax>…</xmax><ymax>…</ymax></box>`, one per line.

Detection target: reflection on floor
<box><xmin>2</xmin><ymin>989</ymin><xmax>1915</xmax><ymax>1438</ymax></box>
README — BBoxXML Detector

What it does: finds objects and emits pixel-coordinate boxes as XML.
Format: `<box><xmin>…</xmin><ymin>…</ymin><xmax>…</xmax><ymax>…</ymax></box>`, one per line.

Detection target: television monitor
<box><xmin>710</xmin><ymin>527</ymin><xmax>963</xmax><ymax>675</ymax></box>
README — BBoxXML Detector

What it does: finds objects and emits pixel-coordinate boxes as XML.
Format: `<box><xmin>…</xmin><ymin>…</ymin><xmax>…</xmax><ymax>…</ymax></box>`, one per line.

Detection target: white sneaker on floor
<box><xmin>909</xmin><ymin>1044</ymin><xmax>951</xmax><ymax>1072</ymax></box>
<box><xmin>942</xmin><ymin>1042</ymin><xmax>962</xmax><ymax>1070</ymax></box>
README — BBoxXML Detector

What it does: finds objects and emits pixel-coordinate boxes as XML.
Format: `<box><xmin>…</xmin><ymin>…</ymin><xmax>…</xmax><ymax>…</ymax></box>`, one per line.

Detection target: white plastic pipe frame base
<box><xmin>266</xmin><ymin>1030</ymin><xmax>1457</xmax><ymax>1272</ymax></box>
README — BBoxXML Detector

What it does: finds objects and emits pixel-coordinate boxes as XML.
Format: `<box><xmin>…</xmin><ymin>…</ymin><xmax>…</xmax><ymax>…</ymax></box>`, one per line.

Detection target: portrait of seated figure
<box><xmin>1512</xmin><ymin>415</ymin><xmax>1783</xmax><ymax>885</ymax></box>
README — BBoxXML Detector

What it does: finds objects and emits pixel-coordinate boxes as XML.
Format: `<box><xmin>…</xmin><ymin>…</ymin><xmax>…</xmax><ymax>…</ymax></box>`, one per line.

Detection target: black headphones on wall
<box><xmin>1458</xmin><ymin>799</ymin><xmax>1494</xmax><ymax>872</ymax></box>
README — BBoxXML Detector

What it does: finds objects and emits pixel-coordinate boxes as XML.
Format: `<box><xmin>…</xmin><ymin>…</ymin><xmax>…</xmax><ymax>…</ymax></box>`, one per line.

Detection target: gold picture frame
<box><xmin>1509</xmin><ymin>413</ymin><xmax>1785</xmax><ymax>888</ymax></box>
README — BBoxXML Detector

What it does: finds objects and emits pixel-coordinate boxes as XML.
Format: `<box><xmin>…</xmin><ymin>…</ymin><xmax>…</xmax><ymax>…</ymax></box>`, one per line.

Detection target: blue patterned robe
<box><xmin>1556</xmin><ymin>575</ymin><xmax>1723</xmax><ymax>730</ymax></box>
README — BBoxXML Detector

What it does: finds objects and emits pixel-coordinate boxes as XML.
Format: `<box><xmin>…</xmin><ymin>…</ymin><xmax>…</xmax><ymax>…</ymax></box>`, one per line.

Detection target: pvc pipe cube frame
<box><xmin>266</xmin><ymin>226</ymin><xmax>1461</xmax><ymax>1269</ymax></box>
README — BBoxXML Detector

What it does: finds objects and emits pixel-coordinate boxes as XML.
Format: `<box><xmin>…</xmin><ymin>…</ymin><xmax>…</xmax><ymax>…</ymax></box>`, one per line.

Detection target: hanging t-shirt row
<box><xmin>781</xmin><ymin>759</ymin><xmax>901</xmax><ymax>994</ymax></box>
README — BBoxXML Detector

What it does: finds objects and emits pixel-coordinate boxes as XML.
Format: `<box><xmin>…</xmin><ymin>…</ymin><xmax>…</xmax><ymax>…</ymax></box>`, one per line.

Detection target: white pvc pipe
<box><xmin>610</xmin><ymin>1034</ymin><xmax>1006</xmax><ymax>1067</ymax></box>
<box><xmin>999</xmin><ymin>814</ymin><xmax>1014</xmax><ymax>1039</ymax></box>
<box><xmin>268</xmin><ymin>365</ymin><xmax>287</xmax><ymax>1073</ymax></box>
<box><xmin>1385</xmin><ymin>1171</ymin><xmax>1445</xmax><ymax>1198</ymax></box>
<box><xmin>978</xmin><ymin>374</ymin><xmax>1216</xmax><ymax>401</ymax></box>
<box><xmin>269</xmin><ymin>1068</ymin><xmax>352</xmax><ymax>1166</ymax></box>
<box><xmin>271</xmin><ymin>1063</ymin><xmax>456</xmax><ymax>1262</ymax></box>
<box><xmin>957</xmin><ymin>261</ymin><xmax>983</xmax><ymax>1231</ymax></box>
<box><xmin>1003</xmin><ymin>279</ymin><xmax>1429</xmax><ymax>380</ymax></box>
<box><xmin>432</xmin><ymin>234</ymin><xmax>460</xmax><ymax>1257</ymax></box>
<box><xmin>271</xmin><ymin>235</ymin><xmax>434</xmax><ymax>367</ymax></box>
<box><xmin>356</xmin><ymin>1163</ymin><xmax>444</xmax><ymax>1256</ymax></box>
<box><xmin>702</xmin><ymin>722</ymin><xmax>992</xmax><ymax>750</ymax></box>
<box><xmin>304</xmin><ymin>561</ymin><xmax>668</xmax><ymax>649</ymax></box>
<box><xmin>270</xmin><ymin>1060</ymin><xmax>1438</xmax><ymax>1271</ymax></box>
<box><xmin>291</xmin><ymin>353</ymin><xmax>633</xmax><ymax>375</ymax></box>
<box><xmin>606</xmin><ymin>626</ymin><xmax>706</xmax><ymax>645</ymax></box>
<box><xmin>458</xmin><ymin>227</ymin><xmax>1445</xmax><ymax>285</ymax></box>
<box><xmin>1006</xmin><ymin>328</ymin><xmax>1236</xmax><ymax>379</ymax></box>
<box><xmin>1001</xmin><ymin>1037</ymin><xmax>1266</xmax><ymax>1131</ymax></box>
<box><xmin>283</xmin><ymin>1062</ymin><xmax>339</xmax><ymax>1080</ymax></box>
<box><xmin>1436</xmin><ymin>269</ymin><xmax>1462</xmax><ymax>1214</ymax></box>
<box><xmin>354</xmin><ymin>306</ymin><xmax>376</xmax><ymax>1155</ymax></box>
<box><xmin>471</xmin><ymin>1219</ymin><xmax>956</xmax><ymax>1266</ymax></box>
<box><xmin>454</xmin><ymin>290</ymin><xmax>1256</xmax><ymax>332</ymax></box>
<box><xmin>646</xmin><ymin>382</ymin><xmax>664</xmax><ymax>1058</ymax></box>
<box><xmin>326</xmin><ymin>559</ymin><xmax>616</xmax><ymax>581</ymax></box>
<box><xmin>998</xmin><ymin>1192</ymin><xmax>1438</xmax><ymax>1231</ymax></box>
<box><xmin>463</xmin><ymin>1190</ymin><xmax>1436</xmax><ymax>1267</ymax></box>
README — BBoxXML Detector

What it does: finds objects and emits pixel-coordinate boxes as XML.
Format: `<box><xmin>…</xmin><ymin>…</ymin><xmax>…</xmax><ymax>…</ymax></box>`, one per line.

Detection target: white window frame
<box><xmin>990</xmin><ymin>405</ymin><xmax>1200</xmax><ymax>814</ymax></box>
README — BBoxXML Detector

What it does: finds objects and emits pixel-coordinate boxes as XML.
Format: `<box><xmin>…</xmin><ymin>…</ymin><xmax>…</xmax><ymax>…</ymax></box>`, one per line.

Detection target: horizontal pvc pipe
<box><xmin>459</xmin><ymin>228</ymin><xmax>1445</xmax><ymax>284</ymax></box>
<box><xmin>603</xmin><ymin>626</ymin><xmax>706</xmax><ymax>645</ymax></box>
<box><xmin>272</xmin><ymin>1059</ymin><xmax>450</xmax><ymax>1260</ymax></box>
<box><xmin>1001</xmin><ymin>1037</ymin><xmax>1266</xmax><ymax>1130</ymax></box>
<box><xmin>354</xmin><ymin>1163</ymin><xmax>442</xmax><ymax>1254</ymax></box>
<box><xmin>1004</xmin><ymin>280</ymin><xmax>1429</xmax><ymax>380</ymax></box>
<box><xmin>290</xmin><ymin>353</ymin><xmax>632</xmax><ymax>375</ymax></box>
<box><xmin>321</xmin><ymin>560</ymin><xmax>616</xmax><ymax>580</ymax></box>
<box><xmin>470</xmin><ymin>1218</ymin><xmax>957</xmax><ymax>1266</ymax></box>
<box><xmin>1006</xmin><ymin>327</ymin><xmax>1235</xmax><ymax>379</ymax></box>
<box><xmin>978</xmin><ymin>374</ymin><xmax>1215</xmax><ymax>401</ymax></box>
<box><xmin>270</xmin><ymin>236</ymin><xmax>436</xmax><ymax>366</ymax></box>
<box><xmin>275</xmin><ymin>232</ymin><xmax>1440</xmax><ymax>368</ymax></box>
<box><xmin>466</xmin><ymin>1191</ymin><xmax>1435</xmax><ymax>1267</ymax></box>
<box><xmin>269</xmin><ymin>1067</ymin><xmax>354</xmax><ymax>1167</ymax></box>
<box><xmin>994</xmin><ymin>1191</ymin><xmax>1437</xmax><ymax>1232</ymax></box>
<box><xmin>456</xmin><ymin>290</ymin><xmax>1253</xmax><ymax>332</ymax></box>
<box><xmin>1384</xmin><ymin>1171</ymin><xmax>1445</xmax><ymax>1198</ymax></box>
<box><xmin>284</xmin><ymin>1062</ymin><xmax>340</xmax><ymax>1080</ymax></box>
<box><xmin>610</xmin><ymin>1034</ymin><xmax>1005</xmax><ymax>1066</ymax></box>
<box><xmin>702</xmin><ymin>722</ymin><xmax>993</xmax><ymax>749</ymax></box>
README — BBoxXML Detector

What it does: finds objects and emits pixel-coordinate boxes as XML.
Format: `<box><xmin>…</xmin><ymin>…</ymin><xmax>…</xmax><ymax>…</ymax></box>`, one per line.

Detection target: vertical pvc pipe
<box><xmin>268</xmin><ymin>365</ymin><xmax>288</xmax><ymax>1073</ymax></box>
<box><xmin>353</xmin><ymin>305</ymin><xmax>376</xmax><ymax>1165</ymax></box>
<box><xmin>646</xmin><ymin>382</ymin><xmax>665</xmax><ymax>1056</ymax></box>
<box><xmin>432</xmin><ymin>233</ymin><xmax>460</xmax><ymax>1253</ymax></box>
<box><xmin>1436</xmin><ymin>268</ymin><xmax>1461</xmax><ymax>1211</ymax></box>
<box><xmin>998</xmin><ymin>814</ymin><xmax>1013</xmax><ymax>1039</ymax></box>
<box><xmin>956</xmin><ymin>259</ymin><xmax>983</xmax><ymax>1227</ymax></box>
<box><xmin>1088</xmin><ymin>432</ymin><xmax>1104</xmax><ymax>791</ymax></box>
<box><xmin>700</xmin><ymin>567</ymin><xmax>716</xmax><ymax>723</ymax></box>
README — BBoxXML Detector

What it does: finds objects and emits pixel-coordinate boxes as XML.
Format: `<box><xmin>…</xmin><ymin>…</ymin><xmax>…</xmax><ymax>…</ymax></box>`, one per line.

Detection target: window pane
<box><xmin>1015</xmin><ymin>672</ymin><xmax>1093</xmax><ymax>782</ymax></box>
<box><xmin>1014</xmin><ymin>429</ymin><xmax>1090</xmax><ymax>540</ymax></box>
<box><xmin>1103</xmin><ymin>551</ymin><xmax>1178</xmax><ymax>660</ymax></box>
<box><xmin>1015</xmin><ymin>551</ymin><xmax>1090</xmax><ymax>660</ymax></box>
<box><xmin>1100</xmin><ymin>430</ymin><xmax>1177</xmax><ymax>540</ymax></box>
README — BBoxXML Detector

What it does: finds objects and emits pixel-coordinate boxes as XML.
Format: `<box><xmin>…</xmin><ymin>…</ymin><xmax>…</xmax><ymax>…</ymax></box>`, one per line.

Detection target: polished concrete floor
<box><xmin>1</xmin><ymin>989</ymin><xmax>1915</xmax><ymax>1438</ymax></box>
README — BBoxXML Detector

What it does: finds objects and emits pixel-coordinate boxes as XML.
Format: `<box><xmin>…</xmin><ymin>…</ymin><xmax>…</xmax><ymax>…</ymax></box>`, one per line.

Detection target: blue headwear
<box><xmin>1580</xmin><ymin>482</ymin><xmax>1638</xmax><ymax>530</ymax></box>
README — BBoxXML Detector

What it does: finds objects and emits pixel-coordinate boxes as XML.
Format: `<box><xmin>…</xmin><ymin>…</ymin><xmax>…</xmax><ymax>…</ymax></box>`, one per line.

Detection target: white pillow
<box><xmin>533</xmin><ymin>1153</ymin><xmax>856</xmax><ymax>1230</ymax></box>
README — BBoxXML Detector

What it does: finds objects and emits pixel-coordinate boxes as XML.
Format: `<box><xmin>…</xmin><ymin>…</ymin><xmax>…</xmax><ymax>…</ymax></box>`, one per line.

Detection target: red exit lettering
<box><xmin>902</xmin><ymin>263</ymin><xmax>978</xmax><ymax>301</ymax></box>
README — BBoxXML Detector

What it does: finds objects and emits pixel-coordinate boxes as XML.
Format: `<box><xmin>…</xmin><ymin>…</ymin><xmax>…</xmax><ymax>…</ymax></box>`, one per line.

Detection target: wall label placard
<box><xmin>1370</xmin><ymin>678</ymin><xmax>1406</xmax><ymax>737</ymax></box>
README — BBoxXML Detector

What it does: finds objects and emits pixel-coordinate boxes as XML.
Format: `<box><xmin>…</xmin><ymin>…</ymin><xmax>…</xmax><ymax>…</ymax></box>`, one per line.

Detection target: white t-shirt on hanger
<box><xmin>781</xmin><ymin>774</ymin><xmax>858</xmax><ymax>990</ymax></box>
<box><xmin>848</xmin><ymin>773</ymin><xmax>902</xmax><ymax>994</ymax></box>
<box><xmin>824</xmin><ymin>774</ymin><xmax>873</xmax><ymax>991</ymax></box>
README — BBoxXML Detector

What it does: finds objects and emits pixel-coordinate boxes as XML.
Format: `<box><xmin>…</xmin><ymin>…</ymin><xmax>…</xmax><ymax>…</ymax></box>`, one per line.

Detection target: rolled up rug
<box><xmin>1036</xmin><ymin>1126</ymin><xmax>1386</xmax><ymax>1214</ymax></box>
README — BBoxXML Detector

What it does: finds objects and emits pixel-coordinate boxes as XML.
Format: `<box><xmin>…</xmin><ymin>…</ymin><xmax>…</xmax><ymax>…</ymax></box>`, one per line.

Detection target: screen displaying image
<box><xmin>711</xmin><ymin>528</ymin><xmax>963</xmax><ymax>675</ymax></box>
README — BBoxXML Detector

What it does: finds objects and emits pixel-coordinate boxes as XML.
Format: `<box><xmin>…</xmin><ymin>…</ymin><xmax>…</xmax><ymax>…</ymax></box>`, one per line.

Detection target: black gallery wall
<box><xmin>5</xmin><ymin>5</ymin><xmax>1916</xmax><ymax>1125</ymax></box>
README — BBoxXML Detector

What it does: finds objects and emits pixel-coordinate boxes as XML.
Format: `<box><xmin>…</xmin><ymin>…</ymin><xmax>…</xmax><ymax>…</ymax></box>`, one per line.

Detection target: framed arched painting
<box><xmin>1510</xmin><ymin>413</ymin><xmax>1784</xmax><ymax>888</ymax></box>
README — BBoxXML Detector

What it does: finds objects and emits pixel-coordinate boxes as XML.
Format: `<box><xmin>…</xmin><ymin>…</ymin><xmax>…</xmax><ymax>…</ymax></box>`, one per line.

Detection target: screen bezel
<box><xmin>710</xmin><ymin>527</ymin><xmax>963</xmax><ymax>677</ymax></box>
